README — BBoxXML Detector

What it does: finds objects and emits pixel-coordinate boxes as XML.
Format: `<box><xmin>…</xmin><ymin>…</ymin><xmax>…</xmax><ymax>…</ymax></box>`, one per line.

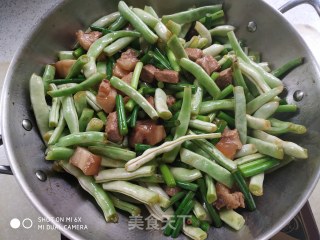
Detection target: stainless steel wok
<box><xmin>1</xmin><ymin>0</ymin><xmax>320</xmax><ymax>239</ymax></box>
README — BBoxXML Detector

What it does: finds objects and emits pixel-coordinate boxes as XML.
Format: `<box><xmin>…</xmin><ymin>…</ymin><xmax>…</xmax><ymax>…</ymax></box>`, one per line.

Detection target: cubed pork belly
<box><xmin>154</xmin><ymin>69</ymin><xmax>179</xmax><ymax>83</ymax></box>
<box><xmin>215</xmin><ymin>129</ymin><xmax>242</xmax><ymax>160</ymax></box>
<box><xmin>140</xmin><ymin>64</ymin><xmax>158</xmax><ymax>83</ymax></box>
<box><xmin>129</xmin><ymin>120</ymin><xmax>166</xmax><ymax>147</ymax></box>
<box><xmin>216</xmin><ymin>68</ymin><xmax>233</xmax><ymax>90</ymax></box>
<box><xmin>76</xmin><ymin>30</ymin><xmax>102</xmax><ymax>50</ymax></box>
<box><xmin>69</xmin><ymin>147</ymin><xmax>102</xmax><ymax>176</ymax></box>
<box><xmin>105</xmin><ymin>111</ymin><xmax>123</xmax><ymax>143</ymax></box>
<box><xmin>96</xmin><ymin>80</ymin><xmax>117</xmax><ymax>113</ymax></box>
<box><xmin>113</xmin><ymin>63</ymin><xmax>130</xmax><ymax>78</ymax></box>
<box><xmin>185</xmin><ymin>48</ymin><xmax>203</xmax><ymax>61</ymax></box>
<box><xmin>196</xmin><ymin>55</ymin><xmax>220</xmax><ymax>75</ymax></box>
<box><xmin>215</xmin><ymin>183</ymin><xmax>245</xmax><ymax>210</ymax></box>
<box><xmin>116</xmin><ymin>48</ymin><xmax>139</xmax><ymax>71</ymax></box>
<box><xmin>55</xmin><ymin>59</ymin><xmax>76</xmax><ymax>78</ymax></box>
<box><xmin>166</xmin><ymin>95</ymin><xmax>176</xmax><ymax>107</ymax></box>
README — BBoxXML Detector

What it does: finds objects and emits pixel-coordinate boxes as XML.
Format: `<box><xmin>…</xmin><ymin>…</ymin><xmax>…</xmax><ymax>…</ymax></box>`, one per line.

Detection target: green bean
<box><xmin>169</xmin><ymin>99</ymin><xmax>182</xmax><ymax>113</ymax></box>
<box><xmin>249</xmin><ymin>173</ymin><xmax>264</xmax><ymax>196</ymax></box>
<box><xmin>196</xmin><ymin>115</ymin><xmax>210</xmax><ymax>122</ymax></box>
<box><xmin>58</xmin><ymin>51</ymin><xmax>75</xmax><ymax>60</ymax></box>
<box><xmin>191</xmin><ymin>81</ymin><xmax>204</xmax><ymax>117</ymax></box>
<box><xmin>30</xmin><ymin>74</ymin><xmax>50</xmax><ymax>141</ymax></box>
<box><xmin>246</xmin><ymin>85</ymin><xmax>283</xmax><ymax>114</ymax></box>
<box><xmin>162</xmin><ymin>5</ymin><xmax>222</xmax><ymax>24</ymax></box>
<box><xmin>166</xmin><ymin>19</ymin><xmax>181</xmax><ymax>36</ymax></box>
<box><xmin>170</xmin><ymin>167</ymin><xmax>202</xmax><ymax>182</ymax></box>
<box><xmin>272</xmin><ymin>57</ymin><xmax>304</xmax><ymax>79</ymax></box>
<box><xmin>166</xmin><ymin>83</ymin><xmax>196</xmax><ymax>92</ymax></box>
<box><xmin>189</xmin><ymin>119</ymin><xmax>217</xmax><ymax>133</ymax></box>
<box><xmin>269</xmin><ymin>118</ymin><xmax>307</xmax><ymax>134</ymax></box>
<box><xmin>104</xmin><ymin>37</ymin><xmax>137</xmax><ymax>56</ymax></box>
<box><xmin>118</xmin><ymin>1</ymin><xmax>158</xmax><ymax>44</ymax></box>
<box><xmin>59</xmin><ymin>160</ymin><xmax>118</xmax><ymax>222</ymax></box>
<box><xmin>95</xmin><ymin>166</ymin><xmax>155</xmax><ymax>183</ymax></box>
<box><xmin>96</xmin><ymin>111</ymin><xmax>107</xmax><ymax>124</ymax></box>
<box><xmin>128</xmin><ymin>61</ymin><xmax>143</xmax><ymax>89</ymax></box>
<box><xmin>134</xmin><ymin>174</ymin><xmax>164</xmax><ymax>183</ymax></box>
<box><xmin>234</xmin><ymin>153</ymin><xmax>266</xmax><ymax>165</ymax></box>
<box><xmin>78</xmin><ymin>108</ymin><xmax>94</xmax><ymax>132</ymax></box>
<box><xmin>209</xmin><ymin>25</ymin><xmax>235</xmax><ymax>36</ymax></box>
<box><xmin>110</xmin><ymin>76</ymin><xmax>159</xmax><ymax>120</ymax></box>
<box><xmin>232</xmin><ymin>61</ymin><xmax>254</xmax><ymax>102</ymax></box>
<box><xmin>232</xmin><ymin>170</ymin><xmax>256</xmax><ymax>211</ymax></box>
<box><xmin>247</xmin><ymin>136</ymin><xmax>284</xmax><ymax>159</ymax></box>
<box><xmin>171</xmin><ymin>199</ymin><xmax>195</xmax><ymax>238</ymax></box>
<box><xmin>167</xmin><ymin>35</ymin><xmax>188</xmax><ymax>60</ymax></box>
<box><xmin>166</xmin><ymin>47</ymin><xmax>181</xmax><ymax>72</ymax></box>
<box><xmin>239</xmin><ymin>157</ymin><xmax>280</xmax><ymax>177</ymax></box>
<box><xmin>72</xmin><ymin>91</ymin><xmax>87</xmax><ymax>116</ymax></box>
<box><xmin>182</xmin><ymin>141</ymin><xmax>212</xmax><ymax>159</ymax></box>
<box><xmin>197</xmin><ymin>178</ymin><xmax>222</xmax><ymax>227</ymax></box>
<box><xmin>276</xmin><ymin>104</ymin><xmax>298</xmax><ymax>113</ymax></box>
<box><xmin>159</xmin><ymin>164</ymin><xmax>176</xmax><ymax>187</ymax></box>
<box><xmin>252</xmin><ymin>130</ymin><xmax>308</xmax><ymax>159</ymax></box>
<box><xmin>219</xmin><ymin>209</ymin><xmax>245</xmax><ymax>231</ymax></box>
<box><xmin>56</xmin><ymin>132</ymin><xmax>106</xmax><ymax>147</ymax></box>
<box><xmin>203</xmin><ymin>43</ymin><xmax>224</xmax><ymax>57</ymax></box>
<box><xmin>109</xmin><ymin>15</ymin><xmax>128</xmax><ymax>31</ymax></box>
<box><xmin>235</xmin><ymin>144</ymin><xmax>258</xmax><ymax>158</ymax></box>
<box><xmin>42</xmin><ymin>65</ymin><xmax>56</xmax><ymax>94</ymax></box>
<box><xmin>48</xmin><ymin>85</ymin><xmax>61</xmax><ymax>128</ymax></box>
<box><xmin>180</xmin><ymin>148</ymin><xmax>233</xmax><ymax>187</ymax></box>
<box><xmin>253</xmin><ymin>101</ymin><xmax>279</xmax><ymax>119</ymax></box>
<box><xmin>85</xmin><ymin>118</ymin><xmax>104</xmax><ymax>132</ymax></box>
<box><xmin>48</xmin><ymin>111</ymin><xmax>66</xmax><ymax>145</ymax></box>
<box><xmin>109</xmin><ymin>194</ymin><xmax>141</xmax><ymax>216</ymax></box>
<box><xmin>60</xmin><ymin>94</ymin><xmax>79</xmax><ymax>133</ymax></box>
<box><xmin>100</xmin><ymin>158</ymin><xmax>125</xmax><ymax>168</ymax></box>
<box><xmin>45</xmin><ymin>146</ymin><xmax>74</xmax><ymax>160</ymax></box>
<box><xmin>190</xmin><ymin>132</ymin><xmax>237</xmax><ymax>172</ymax></box>
<box><xmin>48</xmin><ymin>78</ymin><xmax>85</xmax><ymax>85</ymax></box>
<box><xmin>217</xmin><ymin>111</ymin><xmax>235</xmax><ymax>127</ymax></box>
<box><xmin>103</xmin><ymin>180</ymin><xmax>159</xmax><ymax>205</ymax></box>
<box><xmin>195</xmin><ymin>21</ymin><xmax>212</xmax><ymax>47</ymax></box>
<box><xmin>87</xmin><ymin>30</ymin><xmax>141</xmax><ymax>59</ymax></box>
<box><xmin>183</xmin><ymin>225</ymin><xmax>207</xmax><ymax>240</ymax></box>
<box><xmin>85</xmin><ymin>91</ymin><xmax>102</xmax><ymax>112</ymax></box>
<box><xmin>126</xmin><ymin>133</ymin><xmax>220</xmax><ymax>171</ymax></box>
<box><xmin>83</xmin><ymin>56</ymin><xmax>97</xmax><ymax>78</ymax></box>
<box><xmin>73</xmin><ymin>47</ymin><xmax>86</xmax><ymax>58</ymax></box>
<box><xmin>90</xmin><ymin>12</ymin><xmax>120</xmax><ymax>28</ymax></box>
<box><xmin>234</xmin><ymin>86</ymin><xmax>247</xmax><ymax>144</ymax></box>
<box><xmin>115</xmin><ymin>95</ymin><xmax>128</xmax><ymax>136</ymax></box>
<box><xmin>246</xmin><ymin>114</ymin><xmax>271</xmax><ymax>130</ymax></box>
<box><xmin>65</xmin><ymin>55</ymin><xmax>90</xmax><ymax>79</ymax></box>
<box><xmin>180</xmin><ymin>58</ymin><xmax>221</xmax><ymax>99</ymax></box>
<box><xmin>162</xmin><ymin>87</ymin><xmax>192</xmax><ymax>163</ymax></box>
<box><xmin>228</xmin><ymin>31</ymin><xmax>283</xmax><ymax>88</ymax></box>
<box><xmin>89</xmin><ymin>145</ymin><xmax>136</xmax><ymax>161</ymax></box>
<box><xmin>155</xmin><ymin>88</ymin><xmax>172</xmax><ymax>120</ymax></box>
<box><xmin>217</xmin><ymin>84</ymin><xmax>234</xmax><ymax>100</ymax></box>
<box><xmin>48</xmin><ymin>73</ymin><xmax>105</xmax><ymax>97</ymax></box>
<box><xmin>132</xmin><ymin>8</ymin><xmax>159</xmax><ymax>28</ymax></box>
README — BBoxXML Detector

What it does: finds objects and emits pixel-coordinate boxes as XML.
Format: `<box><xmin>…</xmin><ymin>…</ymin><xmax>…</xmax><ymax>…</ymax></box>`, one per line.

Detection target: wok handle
<box><xmin>279</xmin><ymin>0</ymin><xmax>320</xmax><ymax>17</ymax></box>
<box><xmin>0</xmin><ymin>134</ymin><xmax>13</xmax><ymax>175</ymax></box>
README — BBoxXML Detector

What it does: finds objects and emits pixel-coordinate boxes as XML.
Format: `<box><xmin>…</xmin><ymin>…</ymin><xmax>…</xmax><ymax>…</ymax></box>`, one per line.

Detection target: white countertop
<box><xmin>0</xmin><ymin>1</ymin><xmax>319</xmax><ymax>239</ymax></box>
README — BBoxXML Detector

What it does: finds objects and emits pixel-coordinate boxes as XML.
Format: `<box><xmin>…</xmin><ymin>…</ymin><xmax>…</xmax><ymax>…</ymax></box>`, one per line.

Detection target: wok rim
<box><xmin>1</xmin><ymin>1</ymin><xmax>319</xmax><ymax>239</ymax></box>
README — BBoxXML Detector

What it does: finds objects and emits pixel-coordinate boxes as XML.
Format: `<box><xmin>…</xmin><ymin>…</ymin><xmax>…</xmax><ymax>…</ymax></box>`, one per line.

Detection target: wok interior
<box><xmin>2</xmin><ymin>0</ymin><xmax>320</xmax><ymax>239</ymax></box>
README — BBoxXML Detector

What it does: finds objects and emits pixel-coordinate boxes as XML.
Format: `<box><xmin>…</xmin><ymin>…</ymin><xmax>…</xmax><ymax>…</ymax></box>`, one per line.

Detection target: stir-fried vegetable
<box><xmin>29</xmin><ymin>3</ymin><xmax>309</xmax><ymax>240</ymax></box>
